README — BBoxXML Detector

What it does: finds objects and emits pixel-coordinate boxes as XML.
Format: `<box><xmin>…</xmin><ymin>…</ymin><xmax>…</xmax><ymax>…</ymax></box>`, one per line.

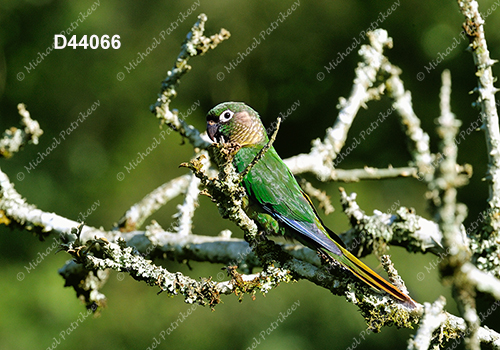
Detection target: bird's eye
<box><xmin>219</xmin><ymin>110</ymin><xmax>234</xmax><ymax>123</ymax></box>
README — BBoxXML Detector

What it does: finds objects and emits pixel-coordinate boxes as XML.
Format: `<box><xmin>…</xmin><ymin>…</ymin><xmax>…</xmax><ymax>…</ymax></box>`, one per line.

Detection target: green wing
<box><xmin>234</xmin><ymin>146</ymin><xmax>345</xmax><ymax>255</ymax></box>
<box><xmin>234</xmin><ymin>146</ymin><xmax>315</xmax><ymax>224</ymax></box>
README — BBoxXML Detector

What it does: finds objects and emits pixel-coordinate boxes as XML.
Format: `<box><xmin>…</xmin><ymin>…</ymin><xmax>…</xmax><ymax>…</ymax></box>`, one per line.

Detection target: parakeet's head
<box><xmin>206</xmin><ymin>102</ymin><xmax>268</xmax><ymax>146</ymax></box>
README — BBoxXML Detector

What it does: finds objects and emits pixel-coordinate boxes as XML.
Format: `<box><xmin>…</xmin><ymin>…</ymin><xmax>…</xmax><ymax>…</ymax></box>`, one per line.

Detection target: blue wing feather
<box><xmin>269</xmin><ymin>213</ymin><xmax>343</xmax><ymax>257</ymax></box>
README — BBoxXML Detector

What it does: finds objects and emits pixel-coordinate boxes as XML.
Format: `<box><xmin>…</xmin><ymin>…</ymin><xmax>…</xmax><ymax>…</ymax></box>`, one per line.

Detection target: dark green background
<box><xmin>1</xmin><ymin>0</ymin><xmax>499</xmax><ymax>349</ymax></box>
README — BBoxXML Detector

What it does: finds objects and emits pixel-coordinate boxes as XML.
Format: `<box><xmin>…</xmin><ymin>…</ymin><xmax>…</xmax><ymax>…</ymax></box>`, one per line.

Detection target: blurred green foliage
<box><xmin>1</xmin><ymin>0</ymin><xmax>499</xmax><ymax>349</ymax></box>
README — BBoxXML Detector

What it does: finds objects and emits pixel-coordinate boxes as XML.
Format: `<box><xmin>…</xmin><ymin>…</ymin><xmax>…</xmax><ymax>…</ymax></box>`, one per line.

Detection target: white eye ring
<box><xmin>219</xmin><ymin>110</ymin><xmax>234</xmax><ymax>123</ymax></box>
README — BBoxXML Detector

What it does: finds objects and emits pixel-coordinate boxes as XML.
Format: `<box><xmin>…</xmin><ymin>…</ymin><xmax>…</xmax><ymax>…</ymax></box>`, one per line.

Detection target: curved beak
<box><xmin>207</xmin><ymin>120</ymin><xmax>219</xmax><ymax>142</ymax></box>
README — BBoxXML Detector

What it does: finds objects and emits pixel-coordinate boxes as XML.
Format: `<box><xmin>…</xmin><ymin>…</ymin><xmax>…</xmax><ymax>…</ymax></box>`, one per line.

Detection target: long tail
<box><xmin>320</xmin><ymin>245</ymin><xmax>417</xmax><ymax>308</ymax></box>
<box><xmin>265</xmin><ymin>193</ymin><xmax>417</xmax><ymax>308</ymax></box>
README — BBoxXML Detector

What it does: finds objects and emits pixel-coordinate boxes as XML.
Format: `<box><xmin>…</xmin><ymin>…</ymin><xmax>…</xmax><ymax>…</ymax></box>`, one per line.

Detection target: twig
<box><xmin>338</xmin><ymin>188</ymin><xmax>444</xmax><ymax>256</ymax></box>
<box><xmin>331</xmin><ymin>166</ymin><xmax>418</xmax><ymax>182</ymax></box>
<box><xmin>326</xmin><ymin>30</ymin><xmax>391</xmax><ymax>161</ymax></box>
<box><xmin>299</xmin><ymin>178</ymin><xmax>335</xmax><ymax>215</ymax></box>
<box><xmin>115</xmin><ymin>174</ymin><xmax>193</xmax><ymax>232</ymax></box>
<box><xmin>431</xmin><ymin>70</ymin><xmax>469</xmax><ymax>251</ymax></box>
<box><xmin>458</xmin><ymin>0</ymin><xmax>500</xmax><ymax>285</ymax></box>
<box><xmin>284</xmin><ymin>29</ymin><xmax>393</xmax><ymax>181</ymax></box>
<box><xmin>0</xmin><ymin>167</ymin><xmax>106</xmax><ymax>242</ymax></box>
<box><xmin>456</xmin><ymin>1</ymin><xmax>500</xmax><ymax>231</ymax></box>
<box><xmin>173</xmin><ymin>172</ymin><xmax>201</xmax><ymax>236</ymax></box>
<box><xmin>440</xmin><ymin>70</ymin><xmax>453</xmax><ymax>117</ymax></box>
<box><xmin>239</xmin><ymin>117</ymin><xmax>281</xmax><ymax>180</ymax></box>
<box><xmin>380</xmin><ymin>255</ymin><xmax>410</xmax><ymax>296</ymax></box>
<box><xmin>408</xmin><ymin>297</ymin><xmax>447</xmax><ymax>350</ymax></box>
<box><xmin>0</xmin><ymin>104</ymin><xmax>44</xmax><ymax>158</ymax></box>
<box><xmin>151</xmin><ymin>13</ymin><xmax>230</xmax><ymax>150</ymax></box>
<box><xmin>382</xmin><ymin>59</ymin><xmax>433</xmax><ymax>178</ymax></box>
<box><xmin>61</xmin><ymin>234</ymin><xmax>293</xmax><ymax>308</ymax></box>
<box><xmin>431</xmin><ymin>70</ymin><xmax>478</xmax><ymax>350</ymax></box>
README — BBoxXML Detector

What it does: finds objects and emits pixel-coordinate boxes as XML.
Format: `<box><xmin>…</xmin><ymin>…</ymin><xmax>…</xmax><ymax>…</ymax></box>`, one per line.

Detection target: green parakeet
<box><xmin>206</xmin><ymin>101</ymin><xmax>415</xmax><ymax>308</ymax></box>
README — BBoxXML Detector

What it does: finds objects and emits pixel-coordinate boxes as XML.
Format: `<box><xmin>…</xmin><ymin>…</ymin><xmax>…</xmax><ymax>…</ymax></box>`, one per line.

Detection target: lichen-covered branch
<box><xmin>331</xmin><ymin>166</ymin><xmax>418</xmax><ymax>182</ymax></box>
<box><xmin>457</xmin><ymin>1</ymin><xmax>500</xmax><ymax>222</ymax></box>
<box><xmin>58</xmin><ymin>259</ymin><xmax>109</xmax><ymax>311</ymax></box>
<box><xmin>432</xmin><ymin>70</ymin><xmax>478</xmax><ymax>350</ymax></box>
<box><xmin>173</xmin><ymin>172</ymin><xmax>202</xmax><ymax>236</ymax></box>
<box><xmin>151</xmin><ymin>13</ymin><xmax>230</xmax><ymax>149</ymax></box>
<box><xmin>115</xmin><ymin>174</ymin><xmax>193</xmax><ymax>232</ymax></box>
<box><xmin>0</xmin><ymin>104</ymin><xmax>43</xmax><ymax>159</ymax></box>
<box><xmin>408</xmin><ymin>297</ymin><xmax>447</xmax><ymax>350</ymax></box>
<box><xmin>380</xmin><ymin>255</ymin><xmax>410</xmax><ymax>296</ymax></box>
<box><xmin>338</xmin><ymin>188</ymin><xmax>444</xmax><ymax>256</ymax></box>
<box><xmin>284</xmin><ymin>30</ymin><xmax>392</xmax><ymax>181</ymax></box>
<box><xmin>0</xmin><ymin>167</ymin><xmax>105</xmax><ymax>242</ymax></box>
<box><xmin>282</xmin><ymin>29</ymin><xmax>432</xmax><ymax>187</ymax></box>
<box><xmin>458</xmin><ymin>0</ymin><xmax>500</xmax><ymax>283</ymax></box>
<box><xmin>382</xmin><ymin>59</ymin><xmax>433</xmax><ymax>178</ymax></box>
<box><xmin>408</xmin><ymin>296</ymin><xmax>500</xmax><ymax>349</ymax></box>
